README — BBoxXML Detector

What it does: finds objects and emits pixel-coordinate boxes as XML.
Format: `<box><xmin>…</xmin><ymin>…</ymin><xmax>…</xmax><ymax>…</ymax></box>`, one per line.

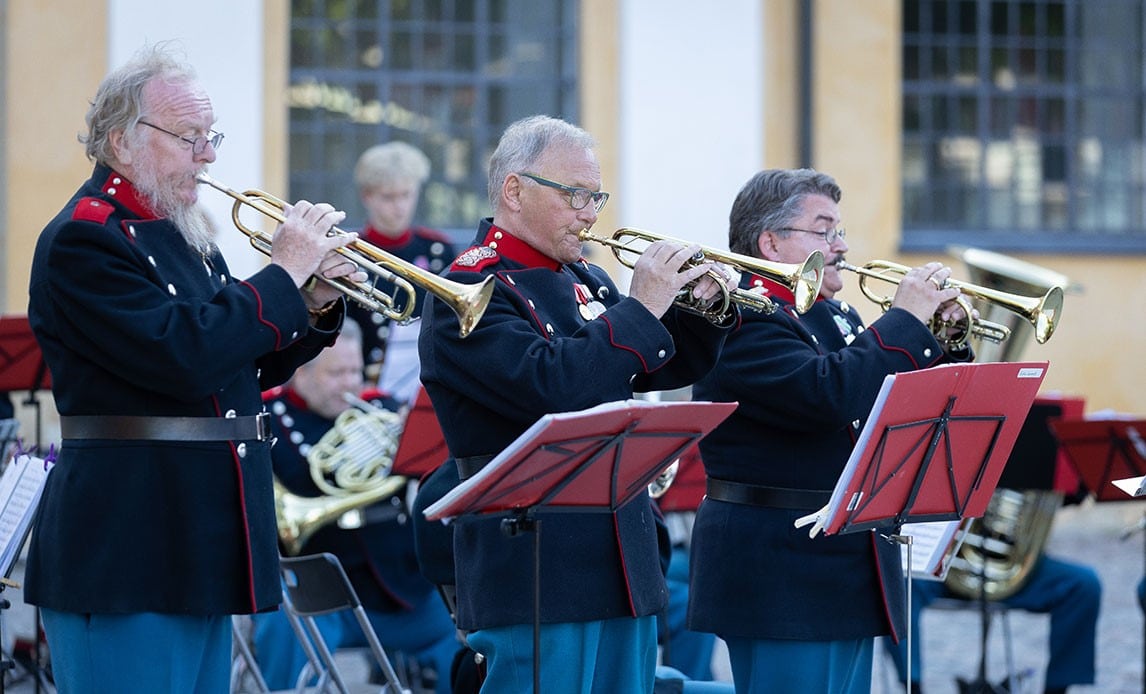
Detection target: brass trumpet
<box><xmin>836</xmin><ymin>259</ymin><xmax>1064</xmax><ymax>350</ymax></box>
<box><xmin>579</xmin><ymin>227</ymin><xmax>825</xmax><ymax>318</ymax></box>
<box><xmin>197</xmin><ymin>174</ymin><xmax>494</xmax><ymax>338</ymax></box>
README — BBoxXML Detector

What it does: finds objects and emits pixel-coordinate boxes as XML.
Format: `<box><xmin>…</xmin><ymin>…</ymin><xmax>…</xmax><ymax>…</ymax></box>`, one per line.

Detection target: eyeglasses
<box><xmin>138</xmin><ymin>120</ymin><xmax>224</xmax><ymax>156</ymax></box>
<box><xmin>778</xmin><ymin>226</ymin><xmax>847</xmax><ymax>244</ymax></box>
<box><xmin>519</xmin><ymin>173</ymin><xmax>610</xmax><ymax>213</ymax></box>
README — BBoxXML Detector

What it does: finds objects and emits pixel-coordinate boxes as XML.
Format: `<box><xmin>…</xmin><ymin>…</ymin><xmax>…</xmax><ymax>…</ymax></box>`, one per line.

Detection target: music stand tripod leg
<box><xmin>501</xmin><ymin>511</ymin><xmax>541</xmax><ymax>694</ymax></box>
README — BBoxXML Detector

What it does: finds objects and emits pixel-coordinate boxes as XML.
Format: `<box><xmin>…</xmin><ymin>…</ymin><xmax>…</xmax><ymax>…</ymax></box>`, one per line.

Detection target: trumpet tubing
<box><xmin>579</xmin><ymin>227</ymin><xmax>825</xmax><ymax>317</ymax></box>
<box><xmin>196</xmin><ymin>173</ymin><xmax>494</xmax><ymax>338</ymax></box>
<box><xmin>836</xmin><ymin>259</ymin><xmax>1063</xmax><ymax>349</ymax></box>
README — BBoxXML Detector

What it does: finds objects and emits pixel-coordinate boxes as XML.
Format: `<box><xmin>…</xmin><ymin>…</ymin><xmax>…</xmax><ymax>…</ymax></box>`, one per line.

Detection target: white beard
<box><xmin>168</xmin><ymin>204</ymin><xmax>218</xmax><ymax>255</ymax></box>
<box><xmin>128</xmin><ymin>145</ymin><xmax>218</xmax><ymax>255</ymax></box>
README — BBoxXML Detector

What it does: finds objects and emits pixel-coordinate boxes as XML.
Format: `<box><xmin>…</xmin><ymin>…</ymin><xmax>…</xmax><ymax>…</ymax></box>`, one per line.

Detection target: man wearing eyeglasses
<box><xmin>412</xmin><ymin>114</ymin><xmax>736</xmax><ymax>693</ymax></box>
<box><xmin>24</xmin><ymin>43</ymin><xmax>363</xmax><ymax>693</ymax></box>
<box><xmin>686</xmin><ymin>168</ymin><xmax>975</xmax><ymax>694</ymax></box>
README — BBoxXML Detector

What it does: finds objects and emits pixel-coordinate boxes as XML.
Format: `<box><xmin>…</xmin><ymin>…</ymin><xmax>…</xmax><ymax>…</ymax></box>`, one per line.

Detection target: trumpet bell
<box><xmin>953</xmin><ymin>246</ymin><xmax>1073</xmax><ymax>356</ymax></box>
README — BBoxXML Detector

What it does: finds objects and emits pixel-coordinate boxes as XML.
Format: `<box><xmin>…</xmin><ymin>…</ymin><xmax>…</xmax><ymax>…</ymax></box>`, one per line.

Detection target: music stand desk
<box><xmin>424</xmin><ymin>399</ymin><xmax>736</xmax><ymax>694</ymax></box>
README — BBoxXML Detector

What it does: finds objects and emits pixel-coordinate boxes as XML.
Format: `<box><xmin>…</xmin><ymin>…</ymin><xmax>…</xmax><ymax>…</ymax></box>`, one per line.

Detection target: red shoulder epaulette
<box><xmin>451</xmin><ymin>246</ymin><xmax>499</xmax><ymax>272</ymax></box>
<box><xmin>72</xmin><ymin>197</ymin><xmax>115</xmax><ymax>225</ymax></box>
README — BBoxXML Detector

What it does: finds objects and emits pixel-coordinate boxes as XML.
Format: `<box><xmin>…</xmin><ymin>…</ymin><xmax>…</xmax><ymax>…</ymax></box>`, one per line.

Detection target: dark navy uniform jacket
<box><xmin>265</xmin><ymin>386</ymin><xmax>441</xmax><ymax>612</ymax></box>
<box><xmin>688</xmin><ymin>274</ymin><xmax>972</xmax><ymax>643</ymax></box>
<box><xmin>417</xmin><ymin>219</ymin><xmax>733</xmax><ymax>631</ymax></box>
<box><xmin>347</xmin><ymin>225</ymin><xmax>457</xmax><ymax>378</ymax></box>
<box><xmin>25</xmin><ymin>165</ymin><xmax>342</xmax><ymax>616</ymax></box>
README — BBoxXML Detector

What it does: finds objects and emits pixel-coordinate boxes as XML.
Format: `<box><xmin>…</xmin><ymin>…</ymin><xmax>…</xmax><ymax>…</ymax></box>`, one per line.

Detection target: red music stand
<box><xmin>391</xmin><ymin>386</ymin><xmax>448</xmax><ymax>478</ymax></box>
<box><xmin>0</xmin><ymin>315</ymin><xmax>51</xmax><ymax>393</ymax></box>
<box><xmin>808</xmin><ymin>361</ymin><xmax>1047</xmax><ymax>692</ymax></box>
<box><xmin>423</xmin><ymin>398</ymin><xmax>737</xmax><ymax>694</ymax></box>
<box><xmin>1049</xmin><ymin>417</ymin><xmax>1146</xmax><ymax>502</ymax></box>
<box><xmin>818</xmin><ymin>362</ymin><xmax>1048</xmax><ymax>537</ymax></box>
<box><xmin>653</xmin><ymin>442</ymin><xmax>706</xmax><ymax>513</ymax></box>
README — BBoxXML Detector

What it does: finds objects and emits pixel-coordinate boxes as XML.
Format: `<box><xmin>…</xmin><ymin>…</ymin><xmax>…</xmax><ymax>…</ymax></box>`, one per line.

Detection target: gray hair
<box><xmin>81</xmin><ymin>42</ymin><xmax>198</xmax><ymax>166</ymax></box>
<box><xmin>728</xmin><ymin>169</ymin><xmax>842</xmax><ymax>257</ymax></box>
<box><xmin>354</xmin><ymin>141</ymin><xmax>431</xmax><ymax>190</ymax></box>
<box><xmin>487</xmin><ymin>115</ymin><xmax>596</xmax><ymax>210</ymax></box>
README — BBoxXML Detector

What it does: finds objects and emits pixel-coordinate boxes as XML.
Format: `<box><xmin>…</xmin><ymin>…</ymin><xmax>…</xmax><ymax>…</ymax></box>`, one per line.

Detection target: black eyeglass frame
<box><xmin>518</xmin><ymin>172</ymin><xmax>609</xmax><ymax>213</ymax></box>
<box><xmin>137</xmin><ymin>119</ymin><xmax>225</xmax><ymax>156</ymax></box>
<box><xmin>776</xmin><ymin>226</ymin><xmax>847</xmax><ymax>244</ymax></box>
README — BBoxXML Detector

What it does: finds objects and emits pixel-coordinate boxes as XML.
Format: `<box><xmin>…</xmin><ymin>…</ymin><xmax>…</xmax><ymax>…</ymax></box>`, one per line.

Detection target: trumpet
<box><xmin>197</xmin><ymin>174</ymin><xmax>494</xmax><ymax>338</ymax></box>
<box><xmin>836</xmin><ymin>259</ymin><xmax>1064</xmax><ymax>350</ymax></box>
<box><xmin>578</xmin><ymin>227</ymin><xmax>825</xmax><ymax>319</ymax></box>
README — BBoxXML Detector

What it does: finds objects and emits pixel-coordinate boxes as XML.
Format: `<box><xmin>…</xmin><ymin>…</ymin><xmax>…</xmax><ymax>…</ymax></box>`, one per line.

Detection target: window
<box><xmin>902</xmin><ymin>0</ymin><xmax>1146</xmax><ymax>253</ymax></box>
<box><xmin>289</xmin><ymin>0</ymin><xmax>579</xmax><ymax>239</ymax></box>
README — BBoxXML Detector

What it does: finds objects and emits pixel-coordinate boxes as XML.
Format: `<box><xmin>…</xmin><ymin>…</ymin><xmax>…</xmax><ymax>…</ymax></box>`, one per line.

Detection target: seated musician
<box><xmin>883</xmin><ymin>499</ymin><xmax>1101</xmax><ymax>694</ymax></box>
<box><xmin>252</xmin><ymin>318</ymin><xmax>459</xmax><ymax>693</ymax></box>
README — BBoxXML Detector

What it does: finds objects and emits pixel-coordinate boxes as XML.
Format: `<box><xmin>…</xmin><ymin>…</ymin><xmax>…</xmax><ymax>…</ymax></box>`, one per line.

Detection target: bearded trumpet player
<box><xmin>252</xmin><ymin>318</ymin><xmax>459</xmax><ymax>693</ymax></box>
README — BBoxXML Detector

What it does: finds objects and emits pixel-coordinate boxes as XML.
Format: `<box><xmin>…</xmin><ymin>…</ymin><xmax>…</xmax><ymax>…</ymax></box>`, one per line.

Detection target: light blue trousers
<box><xmin>40</xmin><ymin>609</ymin><xmax>230</xmax><ymax>694</ymax></box>
<box><xmin>467</xmin><ymin>615</ymin><xmax>657</xmax><ymax>694</ymax></box>
<box><xmin>724</xmin><ymin>635</ymin><xmax>873</xmax><ymax>694</ymax></box>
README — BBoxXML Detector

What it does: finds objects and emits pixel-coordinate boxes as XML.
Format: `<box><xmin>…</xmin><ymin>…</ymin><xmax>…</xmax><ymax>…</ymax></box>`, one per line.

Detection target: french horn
<box><xmin>275</xmin><ymin>393</ymin><xmax>409</xmax><ymax>555</ymax></box>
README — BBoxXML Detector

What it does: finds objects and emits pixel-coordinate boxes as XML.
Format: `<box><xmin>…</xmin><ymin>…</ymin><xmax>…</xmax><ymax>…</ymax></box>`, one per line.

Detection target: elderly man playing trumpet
<box><xmin>687</xmin><ymin>168</ymin><xmax>975</xmax><ymax>694</ymax></box>
<box><xmin>24</xmin><ymin>42</ymin><xmax>363</xmax><ymax>694</ymax></box>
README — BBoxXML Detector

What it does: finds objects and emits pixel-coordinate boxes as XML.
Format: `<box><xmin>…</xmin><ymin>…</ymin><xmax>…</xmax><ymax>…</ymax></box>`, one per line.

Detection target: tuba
<box><xmin>941</xmin><ymin>248</ymin><xmax>1073</xmax><ymax>600</ymax></box>
<box><xmin>275</xmin><ymin>394</ymin><xmax>409</xmax><ymax>555</ymax></box>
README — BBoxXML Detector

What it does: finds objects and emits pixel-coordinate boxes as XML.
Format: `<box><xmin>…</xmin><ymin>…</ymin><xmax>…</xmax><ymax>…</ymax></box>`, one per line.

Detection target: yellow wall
<box><xmin>810</xmin><ymin>1</ymin><xmax>1144</xmax><ymax>414</ymax></box>
<box><xmin>5</xmin><ymin>1</ymin><xmax>1145</xmax><ymax>415</ymax></box>
<box><xmin>5</xmin><ymin>1</ymin><xmax>108</xmax><ymax>314</ymax></box>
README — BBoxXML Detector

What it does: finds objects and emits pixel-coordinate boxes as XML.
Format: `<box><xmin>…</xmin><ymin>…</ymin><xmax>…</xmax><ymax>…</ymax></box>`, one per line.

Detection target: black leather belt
<box><xmin>455</xmin><ymin>454</ymin><xmax>494</xmax><ymax>480</ymax></box>
<box><xmin>60</xmin><ymin>413</ymin><xmax>273</xmax><ymax>442</ymax></box>
<box><xmin>705</xmin><ymin>477</ymin><xmax>832</xmax><ymax>511</ymax></box>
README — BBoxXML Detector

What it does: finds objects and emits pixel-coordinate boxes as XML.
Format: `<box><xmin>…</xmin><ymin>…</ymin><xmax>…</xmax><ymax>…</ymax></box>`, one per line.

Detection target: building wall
<box><xmin>4</xmin><ymin>0</ymin><xmax>1144</xmax><ymax>414</ymax></box>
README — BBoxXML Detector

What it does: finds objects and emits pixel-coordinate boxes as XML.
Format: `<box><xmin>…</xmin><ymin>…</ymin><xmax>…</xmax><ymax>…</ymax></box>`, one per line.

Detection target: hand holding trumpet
<box><xmin>888</xmin><ymin>261</ymin><xmax>961</xmax><ymax>320</ymax></box>
<box><xmin>628</xmin><ymin>239</ymin><xmax>734</xmax><ymax>319</ymax></box>
<box><xmin>269</xmin><ymin>200</ymin><xmax>367</xmax><ymax>309</ymax></box>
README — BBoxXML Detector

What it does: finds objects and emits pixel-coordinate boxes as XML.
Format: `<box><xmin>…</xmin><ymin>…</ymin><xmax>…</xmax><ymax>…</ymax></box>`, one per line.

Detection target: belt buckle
<box><xmin>255</xmin><ymin>412</ymin><xmax>272</xmax><ymax>442</ymax></box>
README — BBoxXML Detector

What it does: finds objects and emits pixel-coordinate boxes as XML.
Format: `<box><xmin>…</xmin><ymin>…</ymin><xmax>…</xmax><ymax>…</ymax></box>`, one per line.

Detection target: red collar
<box><xmin>744</xmin><ymin>273</ymin><xmax>824</xmax><ymax>307</ymax></box>
<box><xmin>483</xmin><ymin>224</ymin><xmax>563</xmax><ymax>271</ymax></box>
<box><xmin>99</xmin><ymin>170</ymin><xmax>160</xmax><ymax>220</ymax></box>
<box><xmin>361</xmin><ymin>225</ymin><xmax>413</xmax><ymax>248</ymax></box>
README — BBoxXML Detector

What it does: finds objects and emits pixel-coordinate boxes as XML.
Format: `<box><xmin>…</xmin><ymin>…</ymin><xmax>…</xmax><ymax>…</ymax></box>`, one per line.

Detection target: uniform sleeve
<box><xmin>698</xmin><ymin>306</ymin><xmax>945</xmax><ymax>434</ymax></box>
<box><xmin>34</xmin><ymin>219</ymin><xmax>316</xmax><ymax>401</ymax></box>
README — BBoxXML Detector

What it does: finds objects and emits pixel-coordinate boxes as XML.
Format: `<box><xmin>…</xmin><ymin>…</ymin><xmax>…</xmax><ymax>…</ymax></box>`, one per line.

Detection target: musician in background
<box><xmin>348</xmin><ymin>142</ymin><xmax>458</xmax><ymax>393</ymax></box>
<box><xmin>253</xmin><ymin>318</ymin><xmax>459</xmax><ymax>693</ymax></box>
<box><xmin>688</xmin><ymin>168</ymin><xmax>974</xmax><ymax>694</ymax></box>
<box><xmin>884</xmin><ymin>553</ymin><xmax>1100</xmax><ymax>694</ymax></box>
<box><xmin>414</xmin><ymin>114</ymin><xmax>736</xmax><ymax>693</ymax></box>
<box><xmin>24</xmin><ymin>42</ymin><xmax>359</xmax><ymax>693</ymax></box>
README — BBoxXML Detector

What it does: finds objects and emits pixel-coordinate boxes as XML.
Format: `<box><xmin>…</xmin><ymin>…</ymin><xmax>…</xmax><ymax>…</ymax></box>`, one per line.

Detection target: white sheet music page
<box><xmin>0</xmin><ymin>453</ymin><xmax>54</xmax><ymax>579</ymax></box>
<box><xmin>898</xmin><ymin>518</ymin><xmax>967</xmax><ymax>580</ymax></box>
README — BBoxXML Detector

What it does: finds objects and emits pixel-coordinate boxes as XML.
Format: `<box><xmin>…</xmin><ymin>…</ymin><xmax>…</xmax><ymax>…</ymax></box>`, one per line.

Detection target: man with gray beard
<box><xmin>25</xmin><ymin>43</ymin><xmax>363</xmax><ymax>694</ymax></box>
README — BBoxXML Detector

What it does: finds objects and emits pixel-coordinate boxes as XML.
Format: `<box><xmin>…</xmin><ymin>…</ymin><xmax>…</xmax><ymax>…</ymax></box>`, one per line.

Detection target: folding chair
<box><xmin>279</xmin><ymin>553</ymin><xmax>412</xmax><ymax>694</ymax></box>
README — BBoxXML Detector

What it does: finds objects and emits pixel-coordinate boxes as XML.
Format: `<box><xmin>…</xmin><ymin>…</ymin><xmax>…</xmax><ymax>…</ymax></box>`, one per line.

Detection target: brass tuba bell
<box><xmin>940</xmin><ymin>248</ymin><xmax>1074</xmax><ymax>601</ymax></box>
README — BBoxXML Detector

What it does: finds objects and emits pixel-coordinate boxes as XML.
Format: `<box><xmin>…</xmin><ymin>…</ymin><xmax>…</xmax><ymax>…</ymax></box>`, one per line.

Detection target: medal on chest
<box><xmin>575</xmin><ymin>283</ymin><xmax>607</xmax><ymax>321</ymax></box>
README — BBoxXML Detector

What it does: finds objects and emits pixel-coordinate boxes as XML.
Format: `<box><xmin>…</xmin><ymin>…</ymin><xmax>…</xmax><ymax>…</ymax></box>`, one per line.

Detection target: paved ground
<box><xmin>1</xmin><ymin>498</ymin><xmax>1142</xmax><ymax>693</ymax></box>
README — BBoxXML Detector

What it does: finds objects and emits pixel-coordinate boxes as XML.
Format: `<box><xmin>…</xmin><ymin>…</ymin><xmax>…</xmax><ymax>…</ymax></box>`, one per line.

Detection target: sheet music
<box><xmin>1112</xmin><ymin>475</ymin><xmax>1146</xmax><ymax>497</ymax></box>
<box><xmin>0</xmin><ymin>453</ymin><xmax>54</xmax><ymax>579</ymax></box>
<box><xmin>898</xmin><ymin>519</ymin><xmax>966</xmax><ymax>580</ymax></box>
